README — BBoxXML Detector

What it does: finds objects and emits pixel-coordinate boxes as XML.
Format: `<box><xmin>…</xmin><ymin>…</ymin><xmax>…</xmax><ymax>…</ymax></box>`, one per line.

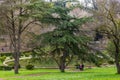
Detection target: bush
<box><xmin>108</xmin><ymin>60</ymin><xmax>114</xmax><ymax>64</ymax></box>
<box><xmin>0</xmin><ymin>66</ymin><xmax>12</xmax><ymax>71</ymax></box>
<box><xmin>0</xmin><ymin>56</ymin><xmax>6</xmax><ymax>62</ymax></box>
<box><xmin>0</xmin><ymin>53</ymin><xmax>11</xmax><ymax>57</ymax></box>
<box><xmin>26</xmin><ymin>64</ymin><xmax>34</xmax><ymax>70</ymax></box>
<box><xmin>75</xmin><ymin>64</ymin><xmax>80</xmax><ymax>69</ymax></box>
<box><xmin>0</xmin><ymin>66</ymin><xmax>4</xmax><ymax>70</ymax></box>
<box><xmin>4</xmin><ymin>66</ymin><xmax>12</xmax><ymax>71</ymax></box>
<box><xmin>95</xmin><ymin>62</ymin><xmax>102</xmax><ymax>67</ymax></box>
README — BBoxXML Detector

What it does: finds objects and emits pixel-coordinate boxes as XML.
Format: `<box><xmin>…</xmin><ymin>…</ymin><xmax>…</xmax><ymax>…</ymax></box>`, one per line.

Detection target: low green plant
<box><xmin>0</xmin><ymin>56</ymin><xmax>6</xmax><ymax>62</ymax></box>
<box><xmin>108</xmin><ymin>60</ymin><xmax>114</xmax><ymax>64</ymax></box>
<box><xmin>26</xmin><ymin>64</ymin><xmax>34</xmax><ymax>70</ymax></box>
<box><xmin>4</xmin><ymin>66</ymin><xmax>12</xmax><ymax>71</ymax></box>
<box><xmin>0</xmin><ymin>66</ymin><xmax>12</xmax><ymax>71</ymax></box>
<box><xmin>0</xmin><ymin>66</ymin><xmax>4</xmax><ymax>70</ymax></box>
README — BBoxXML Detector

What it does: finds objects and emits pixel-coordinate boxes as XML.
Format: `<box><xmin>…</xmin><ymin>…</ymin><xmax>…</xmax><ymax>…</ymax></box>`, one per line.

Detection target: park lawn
<box><xmin>1</xmin><ymin>67</ymin><xmax>120</xmax><ymax>80</ymax></box>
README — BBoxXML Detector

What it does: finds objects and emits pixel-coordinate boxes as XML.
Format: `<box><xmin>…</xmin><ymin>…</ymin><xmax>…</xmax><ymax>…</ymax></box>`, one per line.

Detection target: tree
<box><xmin>0</xmin><ymin>0</ymin><xmax>51</xmax><ymax>74</ymax></box>
<box><xmin>34</xmin><ymin>5</ymin><xmax>92</xmax><ymax>72</ymax></box>
<box><xmin>93</xmin><ymin>0</ymin><xmax>120</xmax><ymax>74</ymax></box>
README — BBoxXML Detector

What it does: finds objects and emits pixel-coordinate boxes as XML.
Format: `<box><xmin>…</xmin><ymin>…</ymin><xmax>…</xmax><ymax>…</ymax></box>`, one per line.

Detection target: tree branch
<box><xmin>21</xmin><ymin>20</ymin><xmax>36</xmax><ymax>33</ymax></box>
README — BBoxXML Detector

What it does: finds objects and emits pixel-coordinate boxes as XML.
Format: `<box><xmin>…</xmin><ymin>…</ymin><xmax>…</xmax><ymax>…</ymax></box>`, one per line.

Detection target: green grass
<box><xmin>0</xmin><ymin>61</ymin><xmax>2</xmax><ymax>65</ymax></box>
<box><xmin>1</xmin><ymin>67</ymin><xmax>120</xmax><ymax>80</ymax></box>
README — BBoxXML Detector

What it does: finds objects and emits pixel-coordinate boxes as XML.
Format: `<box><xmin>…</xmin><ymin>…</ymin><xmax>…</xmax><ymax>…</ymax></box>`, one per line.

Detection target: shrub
<box><xmin>0</xmin><ymin>66</ymin><xmax>12</xmax><ymax>71</ymax></box>
<box><xmin>26</xmin><ymin>64</ymin><xmax>34</xmax><ymax>70</ymax></box>
<box><xmin>95</xmin><ymin>62</ymin><xmax>102</xmax><ymax>67</ymax></box>
<box><xmin>0</xmin><ymin>56</ymin><xmax>6</xmax><ymax>62</ymax></box>
<box><xmin>4</xmin><ymin>66</ymin><xmax>12</xmax><ymax>71</ymax></box>
<box><xmin>108</xmin><ymin>60</ymin><xmax>114</xmax><ymax>64</ymax></box>
<box><xmin>75</xmin><ymin>64</ymin><xmax>80</xmax><ymax>69</ymax></box>
<box><xmin>0</xmin><ymin>66</ymin><xmax>4</xmax><ymax>70</ymax></box>
<box><xmin>0</xmin><ymin>53</ymin><xmax>11</xmax><ymax>57</ymax></box>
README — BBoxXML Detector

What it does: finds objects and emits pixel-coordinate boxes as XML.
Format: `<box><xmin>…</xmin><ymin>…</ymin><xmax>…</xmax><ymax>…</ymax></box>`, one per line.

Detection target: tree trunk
<box><xmin>114</xmin><ymin>40</ymin><xmax>120</xmax><ymax>74</ymax></box>
<box><xmin>59</xmin><ymin>52</ymin><xmax>67</xmax><ymax>73</ymax></box>
<box><xmin>59</xmin><ymin>61</ymin><xmax>65</xmax><ymax>72</ymax></box>
<box><xmin>13</xmin><ymin>42</ymin><xmax>21</xmax><ymax>74</ymax></box>
<box><xmin>13</xmin><ymin>34</ymin><xmax>21</xmax><ymax>74</ymax></box>
<box><xmin>14</xmin><ymin>52</ymin><xmax>20</xmax><ymax>74</ymax></box>
<box><xmin>115</xmin><ymin>60</ymin><xmax>120</xmax><ymax>74</ymax></box>
<box><xmin>115</xmin><ymin>49</ymin><xmax>120</xmax><ymax>74</ymax></box>
<box><xmin>14</xmin><ymin>5</ymin><xmax>22</xmax><ymax>74</ymax></box>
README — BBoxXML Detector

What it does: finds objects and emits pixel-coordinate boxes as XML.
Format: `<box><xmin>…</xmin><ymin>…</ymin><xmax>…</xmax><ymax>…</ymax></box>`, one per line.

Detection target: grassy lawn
<box><xmin>0</xmin><ymin>67</ymin><xmax>120</xmax><ymax>80</ymax></box>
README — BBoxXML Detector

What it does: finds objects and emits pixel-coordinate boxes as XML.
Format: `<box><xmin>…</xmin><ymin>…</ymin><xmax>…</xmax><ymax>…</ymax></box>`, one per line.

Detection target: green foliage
<box><xmin>78</xmin><ymin>50</ymin><xmax>109</xmax><ymax>67</ymax></box>
<box><xmin>0</xmin><ymin>56</ymin><xmax>6</xmax><ymax>62</ymax></box>
<box><xmin>0</xmin><ymin>66</ymin><xmax>12</xmax><ymax>71</ymax></box>
<box><xmin>0</xmin><ymin>53</ymin><xmax>12</xmax><ymax>57</ymax></box>
<box><xmin>26</xmin><ymin>64</ymin><xmax>34</xmax><ymax>70</ymax></box>
<box><xmin>3</xmin><ymin>66</ymin><xmax>12</xmax><ymax>71</ymax></box>
<box><xmin>0</xmin><ymin>66</ymin><xmax>4</xmax><ymax>70</ymax></box>
<box><xmin>32</xmin><ymin>5</ymin><xmax>92</xmax><ymax>72</ymax></box>
<box><xmin>106</xmin><ymin>41</ymin><xmax>116</xmax><ymax>58</ymax></box>
<box><xmin>27</xmin><ymin>0</ymin><xmax>53</xmax><ymax>19</ymax></box>
<box><xmin>95</xmin><ymin>61</ymin><xmax>102</xmax><ymax>67</ymax></box>
<box><xmin>39</xmin><ymin>6</ymin><xmax>91</xmax><ymax>52</ymax></box>
<box><xmin>108</xmin><ymin>60</ymin><xmax>114</xmax><ymax>65</ymax></box>
<box><xmin>106</xmin><ymin>41</ymin><xmax>120</xmax><ymax>61</ymax></box>
<box><xmin>8</xmin><ymin>62</ymin><xmax>14</xmax><ymax>68</ymax></box>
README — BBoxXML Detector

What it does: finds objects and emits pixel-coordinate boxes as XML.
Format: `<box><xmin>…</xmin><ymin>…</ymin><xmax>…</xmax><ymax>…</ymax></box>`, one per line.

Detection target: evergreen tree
<box><xmin>36</xmin><ymin>6</ymin><xmax>91</xmax><ymax>72</ymax></box>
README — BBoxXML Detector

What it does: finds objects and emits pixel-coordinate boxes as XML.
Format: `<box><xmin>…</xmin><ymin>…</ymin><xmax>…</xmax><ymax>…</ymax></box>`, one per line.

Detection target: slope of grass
<box><xmin>0</xmin><ymin>67</ymin><xmax>120</xmax><ymax>80</ymax></box>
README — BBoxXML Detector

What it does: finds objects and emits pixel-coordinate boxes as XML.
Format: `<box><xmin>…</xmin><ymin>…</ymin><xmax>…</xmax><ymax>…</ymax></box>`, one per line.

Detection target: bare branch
<box><xmin>21</xmin><ymin>20</ymin><xmax>36</xmax><ymax>33</ymax></box>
